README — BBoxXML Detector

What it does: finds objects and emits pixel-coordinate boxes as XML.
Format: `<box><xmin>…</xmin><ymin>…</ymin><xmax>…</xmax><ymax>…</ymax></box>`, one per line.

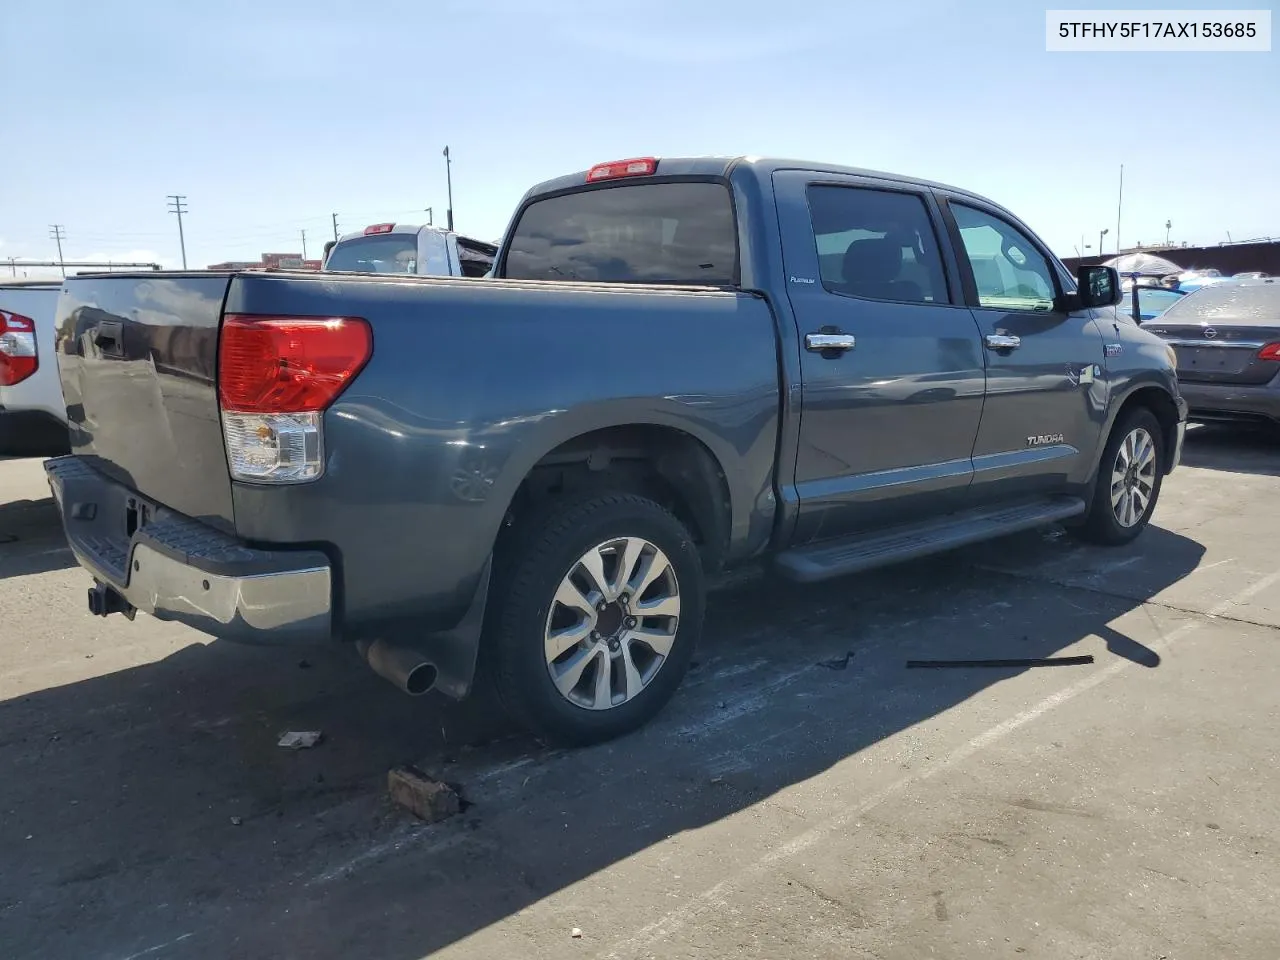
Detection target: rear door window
<box><xmin>502</xmin><ymin>181</ymin><xmax>738</xmax><ymax>285</ymax></box>
<box><xmin>807</xmin><ymin>185</ymin><xmax>950</xmax><ymax>304</ymax></box>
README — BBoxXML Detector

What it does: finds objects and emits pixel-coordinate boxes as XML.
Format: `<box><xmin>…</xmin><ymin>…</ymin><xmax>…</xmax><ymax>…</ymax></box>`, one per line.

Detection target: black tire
<box><xmin>1073</xmin><ymin>407</ymin><xmax>1166</xmax><ymax>546</ymax></box>
<box><xmin>485</xmin><ymin>492</ymin><xmax>706</xmax><ymax>746</ymax></box>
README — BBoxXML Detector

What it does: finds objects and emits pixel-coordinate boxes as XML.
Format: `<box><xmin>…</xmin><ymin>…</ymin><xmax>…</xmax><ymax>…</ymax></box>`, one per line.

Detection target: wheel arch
<box><xmin>498</xmin><ymin>420</ymin><xmax>736</xmax><ymax>574</ymax></box>
<box><xmin>1111</xmin><ymin>385</ymin><xmax>1182</xmax><ymax>476</ymax></box>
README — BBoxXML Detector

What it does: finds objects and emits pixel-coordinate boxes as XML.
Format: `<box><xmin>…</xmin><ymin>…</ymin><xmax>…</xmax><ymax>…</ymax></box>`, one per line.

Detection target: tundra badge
<box><xmin>1027</xmin><ymin>434</ymin><xmax>1065</xmax><ymax>446</ymax></box>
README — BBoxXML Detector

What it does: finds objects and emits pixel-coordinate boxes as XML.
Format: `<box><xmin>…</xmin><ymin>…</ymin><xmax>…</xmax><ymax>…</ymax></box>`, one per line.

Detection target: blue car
<box><xmin>1119</xmin><ymin>284</ymin><xmax>1188</xmax><ymax>323</ymax></box>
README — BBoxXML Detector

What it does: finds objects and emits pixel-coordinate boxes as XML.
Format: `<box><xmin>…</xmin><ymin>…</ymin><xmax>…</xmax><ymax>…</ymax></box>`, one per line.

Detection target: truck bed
<box><xmin>53</xmin><ymin>269</ymin><xmax>783</xmax><ymax>629</ymax></box>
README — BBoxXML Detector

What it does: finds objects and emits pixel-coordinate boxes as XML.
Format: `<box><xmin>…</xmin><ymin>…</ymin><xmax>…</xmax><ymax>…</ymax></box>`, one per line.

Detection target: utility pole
<box><xmin>167</xmin><ymin>195</ymin><xmax>188</xmax><ymax>269</ymax></box>
<box><xmin>1115</xmin><ymin>163</ymin><xmax>1124</xmax><ymax>257</ymax></box>
<box><xmin>1165</xmin><ymin>220</ymin><xmax>1172</xmax><ymax>246</ymax></box>
<box><xmin>425</xmin><ymin>206</ymin><xmax>433</xmax><ymax>227</ymax></box>
<box><xmin>443</xmin><ymin>145</ymin><xmax>454</xmax><ymax>231</ymax></box>
<box><xmin>7</xmin><ymin>257</ymin><xmax>17</xmax><ymax>277</ymax></box>
<box><xmin>331</xmin><ymin>213</ymin><xmax>339</xmax><ymax>241</ymax></box>
<box><xmin>48</xmin><ymin>225</ymin><xmax>67</xmax><ymax>277</ymax></box>
<box><xmin>300</xmin><ymin>229</ymin><xmax>308</xmax><ymax>260</ymax></box>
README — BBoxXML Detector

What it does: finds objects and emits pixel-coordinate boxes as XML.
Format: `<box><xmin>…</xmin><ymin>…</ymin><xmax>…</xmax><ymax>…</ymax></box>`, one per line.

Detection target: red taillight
<box><xmin>1258</xmin><ymin>342</ymin><xmax>1280</xmax><ymax>361</ymax></box>
<box><xmin>218</xmin><ymin>315</ymin><xmax>372</xmax><ymax>414</ymax></box>
<box><xmin>0</xmin><ymin>310</ymin><xmax>38</xmax><ymax>386</ymax></box>
<box><xmin>586</xmin><ymin>157</ymin><xmax>658</xmax><ymax>182</ymax></box>
<box><xmin>364</xmin><ymin>223</ymin><xmax>395</xmax><ymax>235</ymax></box>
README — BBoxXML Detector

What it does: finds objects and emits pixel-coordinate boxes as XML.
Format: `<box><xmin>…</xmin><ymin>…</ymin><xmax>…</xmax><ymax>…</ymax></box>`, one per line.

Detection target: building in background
<box><xmin>206</xmin><ymin>252</ymin><xmax>322</xmax><ymax>270</ymax></box>
<box><xmin>1062</xmin><ymin>239</ymin><xmax>1279</xmax><ymax>277</ymax></box>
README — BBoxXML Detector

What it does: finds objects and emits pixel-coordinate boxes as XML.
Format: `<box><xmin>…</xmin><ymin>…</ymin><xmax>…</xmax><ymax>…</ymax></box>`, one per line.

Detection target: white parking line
<box><xmin>599</xmin><ymin>565</ymin><xmax>1280</xmax><ymax>959</ymax></box>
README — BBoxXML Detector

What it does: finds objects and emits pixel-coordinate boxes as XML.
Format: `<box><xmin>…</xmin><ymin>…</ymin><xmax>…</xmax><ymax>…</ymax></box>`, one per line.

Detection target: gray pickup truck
<box><xmin>45</xmin><ymin>156</ymin><xmax>1187</xmax><ymax>744</ymax></box>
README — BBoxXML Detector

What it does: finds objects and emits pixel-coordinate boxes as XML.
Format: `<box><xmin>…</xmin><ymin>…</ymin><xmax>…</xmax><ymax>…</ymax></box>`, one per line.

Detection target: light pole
<box><xmin>442</xmin><ymin>146</ymin><xmax>454</xmax><ymax>231</ymax></box>
<box><xmin>1165</xmin><ymin>220</ymin><xmax>1172</xmax><ymax>246</ymax></box>
<box><xmin>1099</xmin><ymin>227</ymin><xmax>1109</xmax><ymax>257</ymax></box>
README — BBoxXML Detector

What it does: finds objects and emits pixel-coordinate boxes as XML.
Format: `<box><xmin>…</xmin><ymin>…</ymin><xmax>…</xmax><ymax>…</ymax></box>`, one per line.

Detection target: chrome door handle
<box><xmin>805</xmin><ymin>333</ymin><xmax>856</xmax><ymax>352</ymax></box>
<box><xmin>984</xmin><ymin>333</ymin><xmax>1021</xmax><ymax>350</ymax></box>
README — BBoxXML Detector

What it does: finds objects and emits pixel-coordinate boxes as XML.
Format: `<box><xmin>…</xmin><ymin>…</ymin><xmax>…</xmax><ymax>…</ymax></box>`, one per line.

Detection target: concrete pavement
<box><xmin>1</xmin><ymin>425</ymin><xmax>1277</xmax><ymax>959</ymax></box>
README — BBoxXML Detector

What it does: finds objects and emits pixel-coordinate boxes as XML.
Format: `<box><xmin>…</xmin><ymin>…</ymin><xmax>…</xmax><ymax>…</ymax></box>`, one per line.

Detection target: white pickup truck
<box><xmin>322</xmin><ymin>223</ymin><xmax>498</xmax><ymax>277</ymax></box>
<box><xmin>0</xmin><ymin>280</ymin><xmax>69</xmax><ymax>457</ymax></box>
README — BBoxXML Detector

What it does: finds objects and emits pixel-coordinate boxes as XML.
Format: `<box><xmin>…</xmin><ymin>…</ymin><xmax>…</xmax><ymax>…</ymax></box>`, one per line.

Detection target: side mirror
<box><xmin>1076</xmin><ymin>265</ymin><xmax>1122</xmax><ymax>309</ymax></box>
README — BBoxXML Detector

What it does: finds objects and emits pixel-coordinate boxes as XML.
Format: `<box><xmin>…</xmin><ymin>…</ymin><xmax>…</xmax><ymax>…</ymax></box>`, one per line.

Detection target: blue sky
<box><xmin>1</xmin><ymin>0</ymin><xmax>1275</xmax><ymax>277</ymax></box>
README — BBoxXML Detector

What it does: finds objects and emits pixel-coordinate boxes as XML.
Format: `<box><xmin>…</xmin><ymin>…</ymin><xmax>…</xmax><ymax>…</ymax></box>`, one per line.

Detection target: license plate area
<box><xmin>1175</xmin><ymin>345</ymin><xmax>1250</xmax><ymax>377</ymax></box>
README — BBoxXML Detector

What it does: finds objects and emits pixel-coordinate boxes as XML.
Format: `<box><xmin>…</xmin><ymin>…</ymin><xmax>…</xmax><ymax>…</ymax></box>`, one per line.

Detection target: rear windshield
<box><xmin>325</xmin><ymin>235</ymin><xmax>418</xmax><ymax>274</ymax></box>
<box><xmin>1158</xmin><ymin>280</ymin><xmax>1280</xmax><ymax>324</ymax></box>
<box><xmin>502</xmin><ymin>181</ymin><xmax>738</xmax><ymax>286</ymax></box>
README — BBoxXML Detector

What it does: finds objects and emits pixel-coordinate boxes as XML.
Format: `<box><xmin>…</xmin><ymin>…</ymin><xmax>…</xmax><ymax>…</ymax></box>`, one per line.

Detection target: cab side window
<box><xmin>950</xmin><ymin>203</ymin><xmax>1058</xmax><ymax>312</ymax></box>
<box><xmin>807</xmin><ymin>185</ymin><xmax>950</xmax><ymax>305</ymax></box>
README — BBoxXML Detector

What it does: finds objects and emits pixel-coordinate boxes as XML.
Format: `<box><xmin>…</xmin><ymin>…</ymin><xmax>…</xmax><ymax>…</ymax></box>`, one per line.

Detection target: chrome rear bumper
<box><xmin>46</xmin><ymin>456</ymin><xmax>332</xmax><ymax>644</ymax></box>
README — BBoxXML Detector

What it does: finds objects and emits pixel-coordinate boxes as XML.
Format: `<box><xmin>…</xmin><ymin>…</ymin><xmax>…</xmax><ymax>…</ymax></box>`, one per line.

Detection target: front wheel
<box><xmin>1073</xmin><ymin>407</ymin><xmax>1166</xmax><ymax>545</ymax></box>
<box><xmin>486</xmin><ymin>492</ymin><xmax>706</xmax><ymax>745</ymax></box>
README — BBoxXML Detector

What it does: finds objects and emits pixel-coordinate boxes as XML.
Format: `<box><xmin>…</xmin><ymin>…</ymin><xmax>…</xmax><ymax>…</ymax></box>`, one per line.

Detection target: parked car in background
<box><xmin>322</xmin><ymin>223</ymin><xmax>497</xmax><ymax>277</ymax></box>
<box><xmin>1120</xmin><ymin>284</ymin><xmax>1189</xmax><ymax>323</ymax></box>
<box><xmin>1142</xmin><ymin>278</ymin><xmax>1280</xmax><ymax>425</ymax></box>
<box><xmin>1176</xmin><ymin>269</ymin><xmax>1230</xmax><ymax>293</ymax></box>
<box><xmin>1233</xmin><ymin>271</ymin><xmax>1269</xmax><ymax>280</ymax></box>
<box><xmin>43</xmin><ymin>155</ymin><xmax>1187</xmax><ymax>744</ymax></box>
<box><xmin>0</xmin><ymin>280</ymin><xmax>70</xmax><ymax>457</ymax></box>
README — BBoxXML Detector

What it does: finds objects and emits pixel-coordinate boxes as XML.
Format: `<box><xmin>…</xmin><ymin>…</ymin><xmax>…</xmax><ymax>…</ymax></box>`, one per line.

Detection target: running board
<box><xmin>774</xmin><ymin>496</ymin><xmax>1087</xmax><ymax>584</ymax></box>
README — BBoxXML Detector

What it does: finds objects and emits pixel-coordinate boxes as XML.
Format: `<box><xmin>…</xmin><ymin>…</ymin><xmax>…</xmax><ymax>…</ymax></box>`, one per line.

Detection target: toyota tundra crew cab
<box><xmin>44</xmin><ymin>156</ymin><xmax>1187</xmax><ymax>745</ymax></box>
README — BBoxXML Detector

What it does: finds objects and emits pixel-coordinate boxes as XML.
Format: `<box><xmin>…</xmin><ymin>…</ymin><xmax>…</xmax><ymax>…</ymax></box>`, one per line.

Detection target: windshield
<box><xmin>502</xmin><ymin>181</ymin><xmax>738</xmax><ymax>285</ymax></box>
<box><xmin>325</xmin><ymin>235</ymin><xmax>418</xmax><ymax>274</ymax></box>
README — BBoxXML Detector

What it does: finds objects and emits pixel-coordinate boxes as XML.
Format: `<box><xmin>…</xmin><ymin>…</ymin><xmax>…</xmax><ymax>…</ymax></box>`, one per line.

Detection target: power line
<box><xmin>167</xmin><ymin>194</ymin><xmax>188</xmax><ymax>269</ymax></box>
<box><xmin>48</xmin><ymin>225</ymin><xmax>67</xmax><ymax>278</ymax></box>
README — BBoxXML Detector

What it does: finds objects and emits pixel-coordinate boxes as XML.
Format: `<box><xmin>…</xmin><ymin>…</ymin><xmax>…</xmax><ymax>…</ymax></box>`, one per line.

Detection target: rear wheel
<box><xmin>1074</xmin><ymin>407</ymin><xmax>1165</xmax><ymax>545</ymax></box>
<box><xmin>486</xmin><ymin>492</ymin><xmax>705</xmax><ymax>745</ymax></box>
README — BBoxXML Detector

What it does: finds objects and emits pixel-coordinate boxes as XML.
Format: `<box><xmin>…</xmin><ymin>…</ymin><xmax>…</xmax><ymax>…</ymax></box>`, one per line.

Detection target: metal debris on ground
<box><xmin>387</xmin><ymin>765</ymin><xmax>462</xmax><ymax>823</ymax></box>
<box><xmin>818</xmin><ymin>651</ymin><xmax>854</xmax><ymax>670</ymax></box>
<box><xmin>277</xmin><ymin>731</ymin><xmax>324</xmax><ymax>749</ymax></box>
<box><xmin>906</xmin><ymin>655</ymin><xmax>1095</xmax><ymax>669</ymax></box>
<box><xmin>571</xmin><ymin>928</ymin><xmax>583</xmax><ymax>939</ymax></box>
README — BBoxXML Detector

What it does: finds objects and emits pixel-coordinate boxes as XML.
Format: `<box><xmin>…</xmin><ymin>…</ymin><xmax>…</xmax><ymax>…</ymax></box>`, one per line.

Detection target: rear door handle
<box><xmin>805</xmin><ymin>332</ymin><xmax>856</xmax><ymax>353</ymax></box>
<box><xmin>984</xmin><ymin>333</ymin><xmax>1021</xmax><ymax>351</ymax></box>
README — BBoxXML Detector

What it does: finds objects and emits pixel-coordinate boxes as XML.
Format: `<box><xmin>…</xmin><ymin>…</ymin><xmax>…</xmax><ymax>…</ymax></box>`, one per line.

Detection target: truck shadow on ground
<box><xmin>1179</xmin><ymin>422</ymin><xmax>1280</xmax><ymax>477</ymax></box>
<box><xmin>0</xmin><ymin>522</ymin><xmax>1205</xmax><ymax>960</ymax></box>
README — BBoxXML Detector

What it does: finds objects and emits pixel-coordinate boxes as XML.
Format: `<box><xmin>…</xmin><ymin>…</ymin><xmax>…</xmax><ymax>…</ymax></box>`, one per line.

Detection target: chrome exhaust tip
<box><xmin>357</xmin><ymin>638</ymin><xmax>438</xmax><ymax>696</ymax></box>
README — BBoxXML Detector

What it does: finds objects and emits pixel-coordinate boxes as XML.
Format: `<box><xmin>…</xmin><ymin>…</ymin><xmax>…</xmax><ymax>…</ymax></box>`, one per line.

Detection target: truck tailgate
<box><xmin>56</xmin><ymin>274</ymin><xmax>237</xmax><ymax>531</ymax></box>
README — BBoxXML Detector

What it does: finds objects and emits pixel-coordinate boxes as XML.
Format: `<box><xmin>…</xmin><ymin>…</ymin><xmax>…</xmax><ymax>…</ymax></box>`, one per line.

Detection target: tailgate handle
<box><xmin>93</xmin><ymin>321</ymin><xmax>124</xmax><ymax>356</ymax></box>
